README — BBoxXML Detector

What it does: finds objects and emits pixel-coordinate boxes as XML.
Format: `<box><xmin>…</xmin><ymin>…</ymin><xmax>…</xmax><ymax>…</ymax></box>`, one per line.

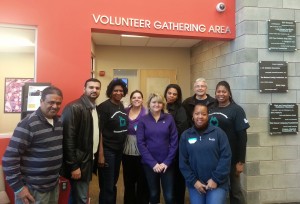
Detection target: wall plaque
<box><xmin>259</xmin><ymin>61</ymin><xmax>288</xmax><ymax>93</ymax></box>
<box><xmin>269</xmin><ymin>103</ymin><xmax>298</xmax><ymax>135</ymax></box>
<box><xmin>268</xmin><ymin>20</ymin><xmax>296</xmax><ymax>52</ymax></box>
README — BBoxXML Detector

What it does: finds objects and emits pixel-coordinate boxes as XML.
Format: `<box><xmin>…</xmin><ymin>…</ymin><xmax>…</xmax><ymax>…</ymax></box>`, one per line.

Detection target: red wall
<box><xmin>0</xmin><ymin>0</ymin><xmax>235</xmax><ymax>106</ymax></box>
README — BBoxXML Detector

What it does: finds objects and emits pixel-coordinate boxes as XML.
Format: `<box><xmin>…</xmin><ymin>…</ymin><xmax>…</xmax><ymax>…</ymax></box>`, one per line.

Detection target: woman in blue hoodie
<box><xmin>179</xmin><ymin>104</ymin><xmax>231</xmax><ymax>204</ymax></box>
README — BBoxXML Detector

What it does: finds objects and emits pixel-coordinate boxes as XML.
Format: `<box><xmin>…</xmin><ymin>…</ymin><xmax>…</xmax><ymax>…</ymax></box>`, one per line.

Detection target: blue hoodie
<box><xmin>179</xmin><ymin>125</ymin><xmax>231</xmax><ymax>190</ymax></box>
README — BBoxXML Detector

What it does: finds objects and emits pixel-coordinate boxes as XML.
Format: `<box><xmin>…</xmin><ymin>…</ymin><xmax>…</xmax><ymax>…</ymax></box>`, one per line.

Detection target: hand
<box><xmin>16</xmin><ymin>186</ymin><xmax>35</xmax><ymax>204</ymax></box>
<box><xmin>153</xmin><ymin>163</ymin><xmax>163</xmax><ymax>173</ymax></box>
<box><xmin>194</xmin><ymin>180</ymin><xmax>207</xmax><ymax>194</ymax></box>
<box><xmin>71</xmin><ymin>168</ymin><xmax>81</xmax><ymax>180</ymax></box>
<box><xmin>235</xmin><ymin>162</ymin><xmax>244</xmax><ymax>176</ymax></box>
<box><xmin>98</xmin><ymin>153</ymin><xmax>105</xmax><ymax>168</ymax></box>
<box><xmin>159</xmin><ymin>163</ymin><xmax>168</xmax><ymax>173</ymax></box>
<box><xmin>206</xmin><ymin>178</ymin><xmax>217</xmax><ymax>190</ymax></box>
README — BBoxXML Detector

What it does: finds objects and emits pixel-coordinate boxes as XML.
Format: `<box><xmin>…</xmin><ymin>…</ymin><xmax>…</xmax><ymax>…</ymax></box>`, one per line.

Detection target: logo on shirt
<box><xmin>188</xmin><ymin>138</ymin><xmax>197</xmax><ymax>144</ymax></box>
<box><xmin>209</xmin><ymin>116</ymin><xmax>219</xmax><ymax>127</ymax></box>
<box><xmin>209</xmin><ymin>138</ymin><xmax>215</xmax><ymax>141</ymax></box>
<box><xmin>244</xmin><ymin>118</ymin><xmax>248</xmax><ymax>124</ymax></box>
<box><xmin>119</xmin><ymin>116</ymin><xmax>126</xmax><ymax>127</ymax></box>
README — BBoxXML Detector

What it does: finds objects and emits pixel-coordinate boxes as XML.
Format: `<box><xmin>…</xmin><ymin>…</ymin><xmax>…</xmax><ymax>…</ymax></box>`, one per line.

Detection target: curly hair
<box><xmin>106</xmin><ymin>78</ymin><xmax>128</xmax><ymax>98</ymax></box>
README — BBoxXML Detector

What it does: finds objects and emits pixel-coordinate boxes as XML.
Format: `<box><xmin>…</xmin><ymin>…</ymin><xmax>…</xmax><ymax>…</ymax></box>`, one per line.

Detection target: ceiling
<box><xmin>0</xmin><ymin>26</ymin><xmax>35</xmax><ymax>53</ymax></box>
<box><xmin>0</xmin><ymin>26</ymin><xmax>201</xmax><ymax>54</ymax></box>
<box><xmin>92</xmin><ymin>32</ymin><xmax>201</xmax><ymax>48</ymax></box>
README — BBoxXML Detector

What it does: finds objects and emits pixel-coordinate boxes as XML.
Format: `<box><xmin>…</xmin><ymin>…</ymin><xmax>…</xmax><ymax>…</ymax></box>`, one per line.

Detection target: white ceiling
<box><xmin>0</xmin><ymin>26</ymin><xmax>201</xmax><ymax>54</ymax></box>
<box><xmin>0</xmin><ymin>26</ymin><xmax>35</xmax><ymax>53</ymax></box>
<box><xmin>92</xmin><ymin>32</ymin><xmax>201</xmax><ymax>48</ymax></box>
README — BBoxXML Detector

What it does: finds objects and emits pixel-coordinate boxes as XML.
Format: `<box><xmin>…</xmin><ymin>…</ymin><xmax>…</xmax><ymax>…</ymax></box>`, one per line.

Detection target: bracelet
<box><xmin>15</xmin><ymin>186</ymin><xmax>24</xmax><ymax>194</ymax></box>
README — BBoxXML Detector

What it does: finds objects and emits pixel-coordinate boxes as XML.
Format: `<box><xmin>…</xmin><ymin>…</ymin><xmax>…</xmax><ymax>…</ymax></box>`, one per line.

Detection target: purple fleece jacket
<box><xmin>136</xmin><ymin>112</ymin><xmax>178</xmax><ymax>168</ymax></box>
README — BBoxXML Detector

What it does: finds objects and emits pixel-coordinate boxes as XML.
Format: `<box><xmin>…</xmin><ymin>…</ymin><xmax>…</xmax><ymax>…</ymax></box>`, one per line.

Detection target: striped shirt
<box><xmin>2</xmin><ymin>107</ymin><xmax>63</xmax><ymax>193</ymax></box>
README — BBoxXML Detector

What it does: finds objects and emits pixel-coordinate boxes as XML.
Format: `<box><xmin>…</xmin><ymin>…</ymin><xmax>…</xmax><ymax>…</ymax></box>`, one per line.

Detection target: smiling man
<box><xmin>182</xmin><ymin>78</ymin><xmax>215</xmax><ymax>127</ymax></box>
<box><xmin>61</xmin><ymin>78</ymin><xmax>101</xmax><ymax>204</ymax></box>
<box><xmin>2</xmin><ymin>86</ymin><xmax>64</xmax><ymax>204</ymax></box>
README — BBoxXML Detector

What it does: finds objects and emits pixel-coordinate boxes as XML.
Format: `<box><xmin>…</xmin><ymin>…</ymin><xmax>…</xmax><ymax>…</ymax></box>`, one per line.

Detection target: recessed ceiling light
<box><xmin>121</xmin><ymin>34</ymin><xmax>149</xmax><ymax>38</ymax></box>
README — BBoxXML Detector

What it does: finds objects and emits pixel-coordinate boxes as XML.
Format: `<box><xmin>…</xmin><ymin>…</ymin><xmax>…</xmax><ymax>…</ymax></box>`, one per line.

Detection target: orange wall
<box><xmin>0</xmin><ymin>0</ymin><xmax>235</xmax><ymax>106</ymax></box>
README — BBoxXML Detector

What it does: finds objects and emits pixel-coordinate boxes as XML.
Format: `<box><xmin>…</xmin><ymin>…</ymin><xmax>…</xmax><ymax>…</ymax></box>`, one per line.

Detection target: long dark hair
<box><xmin>163</xmin><ymin>84</ymin><xmax>183</xmax><ymax>106</ymax></box>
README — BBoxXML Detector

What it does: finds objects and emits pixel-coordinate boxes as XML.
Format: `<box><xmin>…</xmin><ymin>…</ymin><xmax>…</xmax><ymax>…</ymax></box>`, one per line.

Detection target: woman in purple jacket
<box><xmin>137</xmin><ymin>93</ymin><xmax>178</xmax><ymax>204</ymax></box>
<box><xmin>122</xmin><ymin>90</ymin><xmax>149</xmax><ymax>204</ymax></box>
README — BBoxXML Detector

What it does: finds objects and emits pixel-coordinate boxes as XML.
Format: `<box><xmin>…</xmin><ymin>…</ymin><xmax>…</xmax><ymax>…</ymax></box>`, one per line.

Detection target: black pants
<box><xmin>122</xmin><ymin>154</ymin><xmax>149</xmax><ymax>204</ymax></box>
<box><xmin>174</xmin><ymin>157</ymin><xmax>186</xmax><ymax>204</ymax></box>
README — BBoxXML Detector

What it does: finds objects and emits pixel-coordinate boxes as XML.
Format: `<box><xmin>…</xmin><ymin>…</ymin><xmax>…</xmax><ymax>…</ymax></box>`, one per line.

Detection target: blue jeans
<box><xmin>143</xmin><ymin>164</ymin><xmax>175</xmax><ymax>204</ymax></box>
<box><xmin>68</xmin><ymin>180</ymin><xmax>89</xmax><ymax>204</ymax></box>
<box><xmin>188</xmin><ymin>187</ymin><xmax>226</xmax><ymax>204</ymax></box>
<box><xmin>98</xmin><ymin>148</ymin><xmax>122</xmax><ymax>204</ymax></box>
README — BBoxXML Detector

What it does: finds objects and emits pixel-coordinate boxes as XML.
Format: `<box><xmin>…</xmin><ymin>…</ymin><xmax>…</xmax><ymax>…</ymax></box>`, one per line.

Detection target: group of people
<box><xmin>2</xmin><ymin>77</ymin><xmax>249</xmax><ymax>204</ymax></box>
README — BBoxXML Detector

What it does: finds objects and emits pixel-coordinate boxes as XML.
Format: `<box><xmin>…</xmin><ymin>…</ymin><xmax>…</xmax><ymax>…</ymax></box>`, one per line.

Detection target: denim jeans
<box><xmin>98</xmin><ymin>148</ymin><xmax>122</xmax><ymax>204</ymax></box>
<box><xmin>68</xmin><ymin>180</ymin><xmax>89</xmax><ymax>204</ymax></box>
<box><xmin>143</xmin><ymin>163</ymin><xmax>175</xmax><ymax>204</ymax></box>
<box><xmin>15</xmin><ymin>184</ymin><xmax>59</xmax><ymax>204</ymax></box>
<box><xmin>188</xmin><ymin>186</ymin><xmax>227</xmax><ymax>204</ymax></box>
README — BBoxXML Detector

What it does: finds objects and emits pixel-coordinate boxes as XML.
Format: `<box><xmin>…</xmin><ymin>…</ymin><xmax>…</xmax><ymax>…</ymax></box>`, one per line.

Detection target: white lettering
<box><xmin>208</xmin><ymin>25</ymin><xmax>231</xmax><ymax>34</ymax></box>
<box><xmin>92</xmin><ymin>14</ymin><xmax>230</xmax><ymax>35</ymax></box>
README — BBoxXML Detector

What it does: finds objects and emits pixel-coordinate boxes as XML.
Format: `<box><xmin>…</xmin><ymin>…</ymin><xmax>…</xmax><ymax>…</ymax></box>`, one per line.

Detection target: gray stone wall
<box><xmin>190</xmin><ymin>0</ymin><xmax>300</xmax><ymax>203</ymax></box>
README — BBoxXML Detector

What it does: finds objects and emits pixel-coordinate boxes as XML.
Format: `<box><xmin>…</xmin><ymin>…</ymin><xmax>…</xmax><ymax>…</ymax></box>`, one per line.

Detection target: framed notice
<box><xmin>259</xmin><ymin>61</ymin><xmax>288</xmax><ymax>93</ymax></box>
<box><xmin>269</xmin><ymin>103</ymin><xmax>298</xmax><ymax>135</ymax></box>
<box><xmin>268</xmin><ymin>20</ymin><xmax>296</xmax><ymax>52</ymax></box>
<box><xmin>21</xmin><ymin>82</ymin><xmax>51</xmax><ymax>119</ymax></box>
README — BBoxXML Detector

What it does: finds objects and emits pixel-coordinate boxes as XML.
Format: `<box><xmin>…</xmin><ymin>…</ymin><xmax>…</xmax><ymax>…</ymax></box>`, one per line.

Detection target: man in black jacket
<box><xmin>61</xmin><ymin>78</ymin><xmax>101</xmax><ymax>204</ymax></box>
<box><xmin>182</xmin><ymin>78</ymin><xmax>215</xmax><ymax>127</ymax></box>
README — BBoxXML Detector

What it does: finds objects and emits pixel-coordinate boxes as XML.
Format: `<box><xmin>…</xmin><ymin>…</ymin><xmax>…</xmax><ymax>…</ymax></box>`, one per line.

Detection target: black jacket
<box><xmin>61</xmin><ymin>95</ymin><xmax>98</xmax><ymax>182</ymax></box>
<box><xmin>167</xmin><ymin>103</ymin><xmax>188</xmax><ymax>137</ymax></box>
<box><xmin>182</xmin><ymin>94</ymin><xmax>215</xmax><ymax>127</ymax></box>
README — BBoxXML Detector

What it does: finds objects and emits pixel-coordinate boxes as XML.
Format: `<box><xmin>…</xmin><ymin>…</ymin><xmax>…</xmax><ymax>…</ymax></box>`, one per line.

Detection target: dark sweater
<box><xmin>179</xmin><ymin>125</ymin><xmax>231</xmax><ymax>190</ymax></box>
<box><xmin>2</xmin><ymin>108</ymin><xmax>63</xmax><ymax>192</ymax></box>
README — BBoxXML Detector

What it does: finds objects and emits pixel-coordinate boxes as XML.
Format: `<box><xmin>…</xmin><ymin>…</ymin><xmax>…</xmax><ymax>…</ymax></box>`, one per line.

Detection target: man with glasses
<box><xmin>182</xmin><ymin>78</ymin><xmax>215</xmax><ymax>127</ymax></box>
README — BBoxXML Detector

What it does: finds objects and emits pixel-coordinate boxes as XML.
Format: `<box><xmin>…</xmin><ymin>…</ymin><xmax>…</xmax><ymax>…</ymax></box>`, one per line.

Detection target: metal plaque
<box><xmin>268</xmin><ymin>20</ymin><xmax>296</xmax><ymax>52</ymax></box>
<box><xmin>269</xmin><ymin>103</ymin><xmax>298</xmax><ymax>135</ymax></box>
<box><xmin>259</xmin><ymin>61</ymin><xmax>288</xmax><ymax>93</ymax></box>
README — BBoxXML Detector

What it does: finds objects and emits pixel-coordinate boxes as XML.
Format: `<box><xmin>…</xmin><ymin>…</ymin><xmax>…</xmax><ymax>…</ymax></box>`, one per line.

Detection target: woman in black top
<box><xmin>97</xmin><ymin>79</ymin><xmax>129</xmax><ymax>204</ymax></box>
<box><xmin>164</xmin><ymin>84</ymin><xmax>188</xmax><ymax>204</ymax></box>
<box><xmin>209</xmin><ymin>81</ymin><xmax>249</xmax><ymax>204</ymax></box>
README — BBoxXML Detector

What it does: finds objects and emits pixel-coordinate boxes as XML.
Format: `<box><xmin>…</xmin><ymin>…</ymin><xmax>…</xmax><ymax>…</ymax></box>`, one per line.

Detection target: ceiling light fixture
<box><xmin>121</xmin><ymin>34</ymin><xmax>149</xmax><ymax>38</ymax></box>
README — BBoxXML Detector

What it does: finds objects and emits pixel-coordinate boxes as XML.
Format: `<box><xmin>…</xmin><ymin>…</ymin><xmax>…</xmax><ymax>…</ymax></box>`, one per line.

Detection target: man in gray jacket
<box><xmin>61</xmin><ymin>78</ymin><xmax>101</xmax><ymax>204</ymax></box>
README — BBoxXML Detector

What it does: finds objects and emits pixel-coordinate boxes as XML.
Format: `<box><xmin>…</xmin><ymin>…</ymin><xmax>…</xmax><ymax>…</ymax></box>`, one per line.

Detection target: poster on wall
<box><xmin>4</xmin><ymin>78</ymin><xmax>34</xmax><ymax>113</ymax></box>
<box><xmin>269</xmin><ymin>103</ymin><xmax>298</xmax><ymax>135</ymax></box>
<box><xmin>27</xmin><ymin>85</ymin><xmax>50</xmax><ymax>111</ymax></box>
<box><xmin>20</xmin><ymin>82</ymin><xmax>51</xmax><ymax>119</ymax></box>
